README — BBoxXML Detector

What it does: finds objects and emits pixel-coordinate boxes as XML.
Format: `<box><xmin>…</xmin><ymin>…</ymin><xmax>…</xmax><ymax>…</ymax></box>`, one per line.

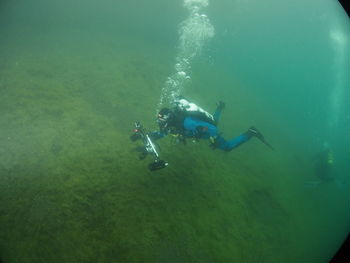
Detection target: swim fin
<box><xmin>248</xmin><ymin>126</ymin><xmax>274</xmax><ymax>150</ymax></box>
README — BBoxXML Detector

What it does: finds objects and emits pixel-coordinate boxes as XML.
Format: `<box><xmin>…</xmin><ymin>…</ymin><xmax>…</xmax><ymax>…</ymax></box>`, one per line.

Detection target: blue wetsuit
<box><xmin>152</xmin><ymin>108</ymin><xmax>251</xmax><ymax>151</ymax></box>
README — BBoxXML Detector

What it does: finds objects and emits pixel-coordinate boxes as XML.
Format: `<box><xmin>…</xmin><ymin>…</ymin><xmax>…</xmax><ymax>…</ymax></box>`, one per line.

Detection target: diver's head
<box><xmin>157</xmin><ymin>108</ymin><xmax>172</xmax><ymax>129</ymax></box>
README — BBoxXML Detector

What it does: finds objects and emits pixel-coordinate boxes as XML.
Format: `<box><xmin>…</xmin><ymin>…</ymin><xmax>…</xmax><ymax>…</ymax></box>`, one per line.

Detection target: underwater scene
<box><xmin>0</xmin><ymin>0</ymin><xmax>349</xmax><ymax>262</ymax></box>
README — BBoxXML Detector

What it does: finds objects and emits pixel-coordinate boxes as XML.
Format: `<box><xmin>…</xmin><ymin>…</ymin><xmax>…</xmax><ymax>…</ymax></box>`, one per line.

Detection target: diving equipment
<box><xmin>131</xmin><ymin>121</ymin><xmax>169</xmax><ymax>171</ymax></box>
<box><xmin>247</xmin><ymin>126</ymin><xmax>274</xmax><ymax>150</ymax></box>
<box><xmin>174</xmin><ymin>97</ymin><xmax>216</xmax><ymax>125</ymax></box>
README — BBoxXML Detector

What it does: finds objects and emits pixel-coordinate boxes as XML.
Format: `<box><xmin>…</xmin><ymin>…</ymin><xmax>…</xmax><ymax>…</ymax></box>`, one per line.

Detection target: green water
<box><xmin>1</xmin><ymin>0</ymin><xmax>349</xmax><ymax>262</ymax></box>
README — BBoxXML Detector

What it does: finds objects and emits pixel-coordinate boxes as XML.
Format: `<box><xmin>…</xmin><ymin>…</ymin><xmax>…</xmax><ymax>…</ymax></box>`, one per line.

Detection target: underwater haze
<box><xmin>1</xmin><ymin>0</ymin><xmax>350</xmax><ymax>262</ymax></box>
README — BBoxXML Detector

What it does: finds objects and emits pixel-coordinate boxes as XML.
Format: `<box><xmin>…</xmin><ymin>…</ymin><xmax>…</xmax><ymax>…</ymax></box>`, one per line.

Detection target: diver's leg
<box><xmin>214</xmin><ymin>127</ymin><xmax>273</xmax><ymax>151</ymax></box>
<box><xmin>215</xmin><ymin>133</ymin><xmax>251</xmax><ymax>151</ymax></box>
<box><xmin>213</xmin><ymin>101</ymin><xmax>225</xmax><ymax>124</ymax></box>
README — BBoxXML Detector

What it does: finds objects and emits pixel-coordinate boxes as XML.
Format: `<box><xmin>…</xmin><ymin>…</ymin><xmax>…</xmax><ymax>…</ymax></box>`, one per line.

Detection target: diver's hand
<box><xmin>209</xmin><ymin>136</ymin><xmax>219</xmax><ymax>149</ymax></box>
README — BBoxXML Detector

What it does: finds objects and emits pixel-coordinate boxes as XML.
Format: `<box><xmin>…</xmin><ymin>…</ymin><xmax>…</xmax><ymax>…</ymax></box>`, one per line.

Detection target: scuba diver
<box><xmin>150</xmin><ymin>97</ymin><xmax>274</xmax><ymax>151</ymax></box>
<box><xmin>303</xmin><ymin>146</ymin><xmax>349</xmax><ymax>190</ymax></box>
<box><xmin>313</xmin><ymin>148</ymin><xmax>334</xmax><ymax>181</ymax></box>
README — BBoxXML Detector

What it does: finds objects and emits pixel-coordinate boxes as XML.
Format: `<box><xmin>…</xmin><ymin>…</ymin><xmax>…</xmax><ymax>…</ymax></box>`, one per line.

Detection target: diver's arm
<box><xmin>149</xmin><ymin>130</ymin><xmax>168</xmax><ymax>140</ymax></box>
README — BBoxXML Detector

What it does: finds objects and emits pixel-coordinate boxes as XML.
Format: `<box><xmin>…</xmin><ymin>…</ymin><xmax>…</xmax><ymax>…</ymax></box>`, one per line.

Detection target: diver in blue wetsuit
<box><xmin>151</xmin><ymin>98</ymin><xmax>273</xmax><ymax>151</ymax></box>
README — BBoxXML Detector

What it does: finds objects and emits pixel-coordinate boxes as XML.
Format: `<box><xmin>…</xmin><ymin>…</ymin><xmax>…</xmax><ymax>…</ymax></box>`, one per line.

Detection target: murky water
<box><xmin>0</xmin><ymin>0</ymin><xmax>349</xmax><ymax>262</ymax></box>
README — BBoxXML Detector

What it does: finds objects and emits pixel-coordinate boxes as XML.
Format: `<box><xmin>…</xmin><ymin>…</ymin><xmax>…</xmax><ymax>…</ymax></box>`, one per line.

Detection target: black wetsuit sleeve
<box><xmin>149</xmin><ymin>130</ymin><xmax>167</xmax><ymax>140</ymax></box>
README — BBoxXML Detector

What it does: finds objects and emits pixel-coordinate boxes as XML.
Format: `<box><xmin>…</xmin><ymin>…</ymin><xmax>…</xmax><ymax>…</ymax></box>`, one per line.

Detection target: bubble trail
<box><xmin>329</xmin><ymin>27</ymin><xmax>348</xmax><ymax>130</ymax></box>
<box><xmin>158</xmin><ymin>0</ymin><xmax>215</xmax><ymax>110</ymax></box>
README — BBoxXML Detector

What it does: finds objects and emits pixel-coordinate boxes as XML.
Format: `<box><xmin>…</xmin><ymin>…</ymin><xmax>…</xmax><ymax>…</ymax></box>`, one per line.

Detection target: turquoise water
<box><xmin>0</xmin><ymin>0</ymin><xmax>349</xmax><ymax>262</ymax></box>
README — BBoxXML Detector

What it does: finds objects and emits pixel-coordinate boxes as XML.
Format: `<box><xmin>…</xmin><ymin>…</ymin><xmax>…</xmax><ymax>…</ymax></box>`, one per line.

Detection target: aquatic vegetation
<box><xmin>0</xmin><ymin>0</ymin><xmax>349</xmax><ymax>263</ymax></box>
